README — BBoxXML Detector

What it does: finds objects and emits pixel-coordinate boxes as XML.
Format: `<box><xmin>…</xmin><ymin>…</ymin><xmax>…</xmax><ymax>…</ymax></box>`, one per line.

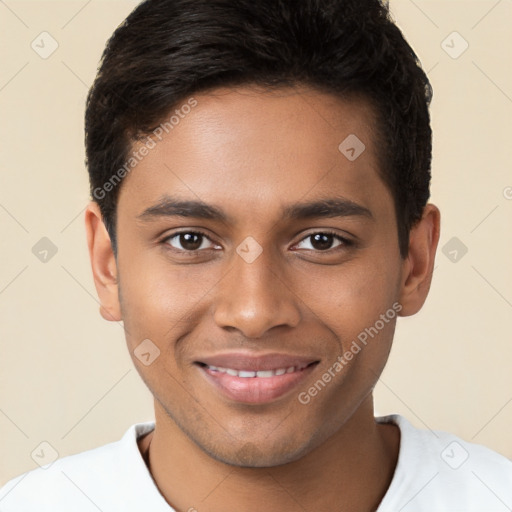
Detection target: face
<box><xmin>90</xmin><ymin>86</ymin><xmax>429</xmax><ymax>467</ymax></box>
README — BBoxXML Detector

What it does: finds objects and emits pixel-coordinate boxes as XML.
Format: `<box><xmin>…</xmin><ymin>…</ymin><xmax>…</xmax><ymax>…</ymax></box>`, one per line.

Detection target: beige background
<box><xmin>1</xmin><ymin>0</ymin><xmax>511</xmax><ymax>486</ymax></box>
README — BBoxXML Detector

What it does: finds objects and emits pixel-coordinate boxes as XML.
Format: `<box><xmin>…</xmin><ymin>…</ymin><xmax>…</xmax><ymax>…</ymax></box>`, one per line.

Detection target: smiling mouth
<box><xmin>195</xmin><ymin>359</ymin><xmax>319</xmax><ymax>404</ymax></box>
<box><xmin>197</xmin><ymin>362</ymin><xmax>315</xmax><ymax>378</ymax></box>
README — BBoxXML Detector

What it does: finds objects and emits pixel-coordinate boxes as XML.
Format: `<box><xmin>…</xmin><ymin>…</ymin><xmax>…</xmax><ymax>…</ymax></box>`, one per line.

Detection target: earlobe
<box><xmin>85</xmin><ymin>202</ymin><xmax>122</xmax><ymax>322</ymax></box>
<box><xmin>398</xmin><ymin>204</ymin><xmax>441</xmax><ymax>317</ymax></box>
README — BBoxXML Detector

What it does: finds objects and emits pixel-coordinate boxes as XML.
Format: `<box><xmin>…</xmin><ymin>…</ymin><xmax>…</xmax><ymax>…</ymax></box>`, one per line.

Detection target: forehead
<box><xmin>118</xmin><ymin>85</ymin><xmax>392</xmax><ymax>223</ymax></box>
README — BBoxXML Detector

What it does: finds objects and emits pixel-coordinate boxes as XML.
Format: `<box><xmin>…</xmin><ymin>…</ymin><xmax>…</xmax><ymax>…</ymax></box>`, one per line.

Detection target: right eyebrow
<box><xmin>137</xmin><ymin>196</ymin><xmax>231</xmax><ymax>224</ymax></box>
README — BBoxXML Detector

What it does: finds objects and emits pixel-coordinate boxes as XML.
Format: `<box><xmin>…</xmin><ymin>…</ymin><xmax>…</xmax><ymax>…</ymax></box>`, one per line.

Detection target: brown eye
<box><xmin>165</xmin><ymin>232</ymin><xmax>214</xmax><ymax>251</ymax></box>
<box><xmin>295</xmin><ymin>232</ymin><xmax>347</xmax><ymax>251</ymax></box>
<box><xmin>310</xmin><ymin>233</ymin><xmax>335</xmax><ymax>250</ymax></box>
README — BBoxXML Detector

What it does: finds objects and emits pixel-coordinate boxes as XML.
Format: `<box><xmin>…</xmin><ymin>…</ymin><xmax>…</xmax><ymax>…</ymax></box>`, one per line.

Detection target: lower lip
<box><xmin>197</xmin><ymin>364</ymin><xmax>317</xmax><ymax>404</ymax></box>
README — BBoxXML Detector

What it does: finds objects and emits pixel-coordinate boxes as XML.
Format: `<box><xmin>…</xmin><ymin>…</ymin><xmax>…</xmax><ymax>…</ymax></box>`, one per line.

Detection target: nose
<box><xmin>213</xmin><ymin>247</ymin><xmax>301</xmax><ymax>339</ymax></box>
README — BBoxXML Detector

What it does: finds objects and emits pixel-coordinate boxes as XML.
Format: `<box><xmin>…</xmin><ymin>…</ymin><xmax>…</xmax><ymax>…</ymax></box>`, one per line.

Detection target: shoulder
<box><xmin>377</xmin><ymin>414</ymin><xmax>512</xmax><ymax>511</ymax></box>
<box><xmin>0</xmin><ymin>422</ymin><xmax>156</xmax><ymax>511</ymax></box>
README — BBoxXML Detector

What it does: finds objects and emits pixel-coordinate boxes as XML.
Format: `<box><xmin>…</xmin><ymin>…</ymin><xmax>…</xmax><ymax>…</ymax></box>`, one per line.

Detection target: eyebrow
<box><xmin>282</xmin><ymin>197</ymin><xmax>373</xmax><ymax>221</ymax></box>
<box><xmin>137</xmin><ymin>195</ymin><xmax>373</xmax><ymax>223</ymax></box>
<box><xmin>137</xmin><ymin>196</ymin><xmax>230</xmax><ymax>223</ymax></box>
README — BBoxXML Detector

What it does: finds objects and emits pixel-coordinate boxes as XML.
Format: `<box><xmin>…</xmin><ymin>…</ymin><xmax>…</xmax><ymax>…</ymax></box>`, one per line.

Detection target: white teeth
<box><xmin>238</xmin><ymin>370</ymin><xmax>256</xmax><ymax>378</ymax></box>
<box><xmin>205</xmin><ymin>365</ymin><xmax>302</xmax><ymax>378</ymax></box>
<box><xmin>255</xmin><ymin>370</ymin><xmax>274</xmax><ymax>378</ymax></box>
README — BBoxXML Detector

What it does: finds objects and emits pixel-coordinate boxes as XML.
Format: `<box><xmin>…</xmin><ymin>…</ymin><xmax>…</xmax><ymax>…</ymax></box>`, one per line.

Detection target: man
<box><xmin>1</xmin><ymin>0</ymin><xmax>511</xmax><ymax>510</ymax></box>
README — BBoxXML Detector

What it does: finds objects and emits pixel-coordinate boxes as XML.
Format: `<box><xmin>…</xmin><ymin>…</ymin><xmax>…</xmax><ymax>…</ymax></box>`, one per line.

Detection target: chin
<box><xmin>202</xmin><ymin>434</ymin><xmax>316</xmax><ymax>468</ymax></box>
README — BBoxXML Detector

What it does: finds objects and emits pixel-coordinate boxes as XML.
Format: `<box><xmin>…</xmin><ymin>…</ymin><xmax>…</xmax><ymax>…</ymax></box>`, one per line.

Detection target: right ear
<box><xmin>84</xmin><ymin>201</ymin><xmax>122</xmax><ymax>322</ymax></box>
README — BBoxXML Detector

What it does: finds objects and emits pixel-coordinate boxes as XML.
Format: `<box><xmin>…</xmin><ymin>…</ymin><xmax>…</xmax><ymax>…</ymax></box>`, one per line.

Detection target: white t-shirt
<box><xmin>1</xmin><ymin>414</ymin><xmax>511</xmax><ymax>511</ymax></box>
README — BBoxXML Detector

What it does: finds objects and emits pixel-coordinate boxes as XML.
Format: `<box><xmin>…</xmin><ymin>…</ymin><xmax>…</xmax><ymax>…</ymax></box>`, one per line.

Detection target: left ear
<box><xmin>398</xmin><ymin>204</ymin><xmax>441</xmax><ymax>317</ymax></box>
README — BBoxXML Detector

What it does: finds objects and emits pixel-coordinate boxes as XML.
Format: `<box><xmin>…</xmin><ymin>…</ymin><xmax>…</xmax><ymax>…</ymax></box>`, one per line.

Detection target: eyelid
<box><xmin>162</xmin><ymin>229</ymin><xmax>219</xmax><ymax>251</ymax></box>
<box><xmin>292</xmin><ymin>230</ymin><xmax>354</xmax><ymax>251</ymax></box>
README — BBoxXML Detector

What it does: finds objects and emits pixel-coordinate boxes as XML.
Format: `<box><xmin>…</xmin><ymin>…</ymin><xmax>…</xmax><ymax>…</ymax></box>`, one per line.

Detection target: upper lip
<box><xmin>195</xmin><ymin>352</ymin><xmax>319</xmax><ymax>372</ymax></box>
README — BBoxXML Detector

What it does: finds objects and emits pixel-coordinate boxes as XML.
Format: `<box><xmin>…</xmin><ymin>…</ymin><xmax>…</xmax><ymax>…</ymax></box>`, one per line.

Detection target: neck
<box><xmin>139</xmin><ymin>396</ymin><xmax>399</xmax><ymax>512</ymax></box>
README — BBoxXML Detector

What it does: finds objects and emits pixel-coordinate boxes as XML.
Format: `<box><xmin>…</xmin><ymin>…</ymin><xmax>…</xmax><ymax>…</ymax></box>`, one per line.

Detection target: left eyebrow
<box><xmin>282</xmin><ymin>197</ymin><xmax>373</xmax><ymax>221</ymax></box>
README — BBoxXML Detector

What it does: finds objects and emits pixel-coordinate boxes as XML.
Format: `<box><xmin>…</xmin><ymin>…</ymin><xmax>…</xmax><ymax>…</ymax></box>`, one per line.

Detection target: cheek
<box><xmin>298</xmin><ymin>265</ymin><xmax>401</xmax><ymax>417</ymax></box>
<box><xmin>293</xmin><ymin>254</ymin><xmax>401</xmax><ymax>334</ymax></box>
<box><xmin>116</xmin><ymin>248</ymin><xmax>222</xmax><ymax>348</ymax></box>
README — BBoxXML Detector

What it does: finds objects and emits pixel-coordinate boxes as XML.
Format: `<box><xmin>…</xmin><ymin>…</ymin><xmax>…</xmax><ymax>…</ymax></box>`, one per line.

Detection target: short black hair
<box><xmin>85</xmin><ymin>0</ymin><xmax>433</xmax><ymax>257</ymax></box>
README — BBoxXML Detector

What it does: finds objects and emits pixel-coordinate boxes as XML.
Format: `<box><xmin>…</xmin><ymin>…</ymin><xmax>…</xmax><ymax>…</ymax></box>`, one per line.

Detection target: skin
<box><xmin>85</xmin><ymin>85</ymin><xmax>440</xmax><ymax>512</ymax></box>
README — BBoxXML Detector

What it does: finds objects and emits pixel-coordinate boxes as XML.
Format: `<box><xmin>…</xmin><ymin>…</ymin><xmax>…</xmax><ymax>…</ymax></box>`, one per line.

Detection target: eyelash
<box><xmin>161</xmin><ymin>229</ymin><xmax>354</xmax><ymax>254</ymax></box>
<box><xmin>293</xmin><ymin>230</ymin><xmax>354</xmax><ymax>251</ymax></box>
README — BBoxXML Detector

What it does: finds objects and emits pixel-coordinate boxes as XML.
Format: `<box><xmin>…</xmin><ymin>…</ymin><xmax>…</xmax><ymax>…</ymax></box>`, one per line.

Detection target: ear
<box><xmin>398</xmin><ymin>204</ymin><xmax>441</xmax><ymax>317</ymax></box>
<box><xmin>84</xmin><ymin>201</ymin><xmax>122</xmax><ymax>322</ymax></box>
